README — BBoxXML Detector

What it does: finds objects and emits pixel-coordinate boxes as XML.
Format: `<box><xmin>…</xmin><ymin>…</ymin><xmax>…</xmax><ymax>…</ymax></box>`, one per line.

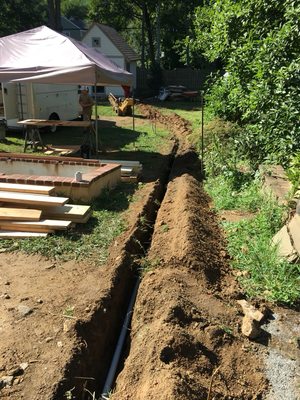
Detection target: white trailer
<box><xmin>2</xmin><ymin>82</ymin><xmax>80</xmax><ymax>131</ymax></box>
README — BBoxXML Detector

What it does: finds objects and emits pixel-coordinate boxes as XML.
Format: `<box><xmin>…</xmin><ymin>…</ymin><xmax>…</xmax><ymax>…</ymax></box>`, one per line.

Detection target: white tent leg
<box><xmin>94</xmin><ymin>82</ymin><xmax>98</xmax><ymax>154</ymax></box>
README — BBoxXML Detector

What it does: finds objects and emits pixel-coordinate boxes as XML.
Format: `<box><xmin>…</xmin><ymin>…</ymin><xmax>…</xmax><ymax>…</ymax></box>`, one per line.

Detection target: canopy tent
<box><xmin>0</xmin><ymin>25</ymin><xmax>132</xmax><ymax>85</ymax></box>
<box><xmin>0</xmin><ymin>25</ymin><xmax>133</xmax><ymax>150</ymax></box>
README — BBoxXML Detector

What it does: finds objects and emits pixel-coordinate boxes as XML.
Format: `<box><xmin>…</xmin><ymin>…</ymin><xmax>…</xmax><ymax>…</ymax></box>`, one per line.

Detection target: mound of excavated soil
<box><xmin>111</xmin><ymin>148</ymin><xmax>267</xmax><ymax>400</ymax></box>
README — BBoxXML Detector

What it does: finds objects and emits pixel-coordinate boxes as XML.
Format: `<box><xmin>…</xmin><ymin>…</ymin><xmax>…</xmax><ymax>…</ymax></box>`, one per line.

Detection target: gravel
<box><xmin>263</xmin><ymin>312</ymin><xmax>300</xmax><ymax>400</ymax></box>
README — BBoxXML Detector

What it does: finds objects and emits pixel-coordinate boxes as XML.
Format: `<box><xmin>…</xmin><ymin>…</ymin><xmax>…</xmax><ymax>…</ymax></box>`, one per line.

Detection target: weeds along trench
<box><xmin>51</xmin><ymin>137</ymin><xmax>178</xmax><ymax>399</ymax></box>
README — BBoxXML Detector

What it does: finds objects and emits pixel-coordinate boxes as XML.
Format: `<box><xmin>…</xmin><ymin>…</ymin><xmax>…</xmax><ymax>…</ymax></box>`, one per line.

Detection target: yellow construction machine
<box><xmin>108</xmin><ymin>93</ymin><xmax>134</xmax><ymax>116</ymax></box>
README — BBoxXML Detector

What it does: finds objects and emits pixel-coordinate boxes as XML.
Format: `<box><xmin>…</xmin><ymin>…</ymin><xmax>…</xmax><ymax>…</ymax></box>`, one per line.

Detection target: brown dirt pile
<box><xmin>138</xmin><ymin>103</ymin><xmax>192</xmax><ymax>140</ymax></box>
<box><xmin>112</xmin><ymin>150</ymin><xmax>267</xmax><ymax>399</ymax></box>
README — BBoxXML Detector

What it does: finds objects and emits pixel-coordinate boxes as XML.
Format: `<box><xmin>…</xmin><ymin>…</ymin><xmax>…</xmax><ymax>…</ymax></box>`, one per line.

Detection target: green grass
<box><xmin>0</xmin><ymin>102</ymin><xmax>169</xmax><ymax>155</ymax></box>
<box><xmin>0</xmin><ymin>183</ymin><xmax>137</xmax><ymax>264</ymax></box>
<box><xmin>99</xmin><ymin>119</ymin><xmax>169</xmax><ymax>153</ymax></box>
<box><xmin>204</xmin><ymin>175</ymin><xmax>264</xmax><ymax>212</ymax></box>
<box><xmin>205</xmin><ymin>174</ymin><xmax>299</xmax><ymax>304</ymax></box>
<box><xmin>0</xmin><ymin>126</ymin><xmax>25</xmax><ymax>152</ymax></box>
<box><xmin>93</xmin><ymin>101</ymin><xmax>116</xmax><ymax>117</ymax></box>
<box><xmin>225</xmin><ymin>201</ymin><xmax>299</xmax><ymax>304</ymax></box>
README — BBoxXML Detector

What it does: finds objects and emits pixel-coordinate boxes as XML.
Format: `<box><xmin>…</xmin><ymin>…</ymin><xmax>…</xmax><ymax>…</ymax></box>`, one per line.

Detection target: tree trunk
<box><xmin>48</xmin><ymin>0</ymin><xmax>55</xmax><ymax>29</ymax></box>
<box><xmin>55</xmin><ymin>0</ymin><xmax>62</xmax><ymax>31</ymax></box>
<box><xmin>143</xmin><ymin>4</ymin><xmax>155</xmax><ymax>68</ymax></box>
<box><xmin>47</xmin><ymin>0</ymin><xmax>61</xmax><ymax>31</ymax></box>
<box><xmin>141</xmin><ymin>10</ymin><xmax>145</xmax><ymax>69</ymax></box>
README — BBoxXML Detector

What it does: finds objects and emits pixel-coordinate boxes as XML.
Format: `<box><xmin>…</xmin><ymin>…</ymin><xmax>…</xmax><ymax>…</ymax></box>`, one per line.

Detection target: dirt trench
<box><xmin>0</xmin><ymin>105</ymin><xmax>269</xmax><ymax>400</ymax></box>
<box><xmin>109</xmin><ymin>115</ymin><xmax>267</xmax><ymax>399</ymax></box>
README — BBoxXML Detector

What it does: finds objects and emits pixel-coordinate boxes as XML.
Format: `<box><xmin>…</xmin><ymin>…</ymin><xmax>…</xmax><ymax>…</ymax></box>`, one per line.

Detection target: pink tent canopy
<box><xmin>0</xmin><ymin>25</ymin><xmax>133</xmax><ymax>86</ymax></box>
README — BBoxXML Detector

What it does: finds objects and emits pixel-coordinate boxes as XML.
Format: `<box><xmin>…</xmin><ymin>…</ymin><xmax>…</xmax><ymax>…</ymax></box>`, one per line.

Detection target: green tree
<box><xmin>159</xmin><ymin>0</ymin><xmax>201</xmax><ymax>69</ymax></box>
<box><xmin>194</xmin><ymin>0</ymin><xmax>300</xmax><ymax>166</ymax></box>
<box><xmin>89</xmin><ymin>0</ymin><xmax>157</xmax><ymax>68</ymax></box>
<box><xmin>61</xmin><ymin>0</ymin><xmax>89</xmax><ymax>20</ymax></box>
<box><xmin>0</xmin><ymin>0</ymin><xmax>47</xmax><ymax>36</ymax></box>
<box><xmin>89</xmin><ymin>0</ymin><xmax>203</xmax><ymax>69</ymax></box>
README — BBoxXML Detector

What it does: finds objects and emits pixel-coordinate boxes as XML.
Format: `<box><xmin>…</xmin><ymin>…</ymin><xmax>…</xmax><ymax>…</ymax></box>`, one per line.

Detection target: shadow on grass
<box><xmin>92</xmin><ymin>182</ymin><xmax>137</xmax><ymax>212</ymax></box>
<box><xmin>38</xmin><ymin>123</ymin><xmax>141</xmax><ymax>150</ymax></box>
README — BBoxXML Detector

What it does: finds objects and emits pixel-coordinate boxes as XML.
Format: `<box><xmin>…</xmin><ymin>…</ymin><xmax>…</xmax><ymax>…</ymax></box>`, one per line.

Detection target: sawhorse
<box><xmin>23</xmin><ymin>126</ymin><xmax>46</xmax><ymax>152</ymax></box>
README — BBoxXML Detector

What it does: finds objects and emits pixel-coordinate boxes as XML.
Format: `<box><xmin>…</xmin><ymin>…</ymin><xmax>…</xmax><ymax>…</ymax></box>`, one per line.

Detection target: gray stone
<box><xmin>7</xmin><ymin>366</ymin><xmax>22</xmax><ymax>376</ymax></box>
<box><xmin>16</xmin><ymin>304</ymin><xmax>33</xmax><ymax>317</ymax></box>
<box><xmin>19</xmin><ymin>363</ymin><xmax>28</xmax><ymax>371</ymax></box>
<box><xmin>288</xmin><ymin>215</ymin><xmax>300</xmax><ymax>256</ymax></box>
<box><xmin>272</xmin><ymin>225</ymin><xmax>298</xmax><ymax>262</ymax></box>
<box><xmin>237</xmin><ymin>299</ymin><xmax>265</xmax><ymax>322</ymax></box>
<box><xmin>260</xmin><ymin>165</ymin><xmax>292</xmax><ymax>206</ymax></box>
<box><xmin>241</xmin><ymin>316</ymin><xmax>261</xmax><ymax>339</ymax></box>
<box><xmin>296</xmin><ymin>199</ymin><xmax>300</xmax><ymax>215</ymax></box>
<box><xmin>0</xmin><ymin>375</ymin><xmax>14</xmax><ymax>387</ymax></box>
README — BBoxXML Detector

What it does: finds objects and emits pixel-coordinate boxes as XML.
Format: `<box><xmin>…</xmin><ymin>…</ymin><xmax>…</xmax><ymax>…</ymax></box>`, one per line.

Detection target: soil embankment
<box><xmin>111</xmin><ymin>107</ymin><xmax>267</xmax><ymax>399</ymax></box>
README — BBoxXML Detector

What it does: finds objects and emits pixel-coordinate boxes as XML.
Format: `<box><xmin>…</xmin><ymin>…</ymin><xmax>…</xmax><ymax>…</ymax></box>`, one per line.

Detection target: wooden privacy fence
<box><xmin>136</xmin><ymin>66</ymin><xmax>215</xmax><ymax>96</ymax></box>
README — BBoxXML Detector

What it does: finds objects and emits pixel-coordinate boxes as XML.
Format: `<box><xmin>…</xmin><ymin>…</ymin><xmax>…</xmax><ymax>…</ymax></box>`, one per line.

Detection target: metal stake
<box><xmin>200</xmin><ymin>90</ymin><xmax>205</xmax><ymax>178</ymax></box>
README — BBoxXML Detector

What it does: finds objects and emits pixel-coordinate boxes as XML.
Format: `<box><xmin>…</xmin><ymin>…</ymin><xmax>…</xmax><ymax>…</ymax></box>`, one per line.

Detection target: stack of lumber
<box><xmin>0</xmin><ymin>183</ymin><xmax>92</xmax><ymax>238</ymax></box>
<box><xmin>100</xmin><ymin>159</ymin><xmax>142</xmax><ymax>182</ymax></box>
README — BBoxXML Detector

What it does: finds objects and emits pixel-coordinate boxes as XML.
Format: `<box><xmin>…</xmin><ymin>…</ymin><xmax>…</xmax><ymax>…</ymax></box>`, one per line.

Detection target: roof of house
<box><xmin>61</xmin><ymin>16</ymin><xmax>87</xmax><ymax>40</ymax></box>
<box><xmin>61</xmin><ymin>16</ymin><xmax>82</xmax><ymax>31</ymax></box>
<box><xmin>84</xmin><ymin>22</ymin><xmax>140</xmax><ymax>62</ymax></box>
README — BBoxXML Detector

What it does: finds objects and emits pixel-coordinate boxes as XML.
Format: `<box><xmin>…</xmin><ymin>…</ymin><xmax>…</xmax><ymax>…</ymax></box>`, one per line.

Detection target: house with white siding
<box><xmin>82</xmin><ymin>23</ymin><xmax>139</xmax><ymax>97</ymax></box>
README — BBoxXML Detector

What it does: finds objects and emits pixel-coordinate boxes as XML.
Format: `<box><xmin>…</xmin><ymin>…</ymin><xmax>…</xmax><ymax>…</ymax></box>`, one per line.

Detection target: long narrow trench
<box><xmin>52</xmin><ymin>140</ymin><xmax>179</xmax><ymax>399</ymax></box>
<box><xmin>99</xmin><ymin>143</ymin><xmax>181</xmax><ymax>399</ymax></box>
<box><xmin>100</xmin><ymin>150</ymin><xmax>205</xmax><ymax>400</ymax></box>
<box><xmin>53</xmin><ymin>107</ymin><xmax>267</xmax><ymax>400</ymax></box>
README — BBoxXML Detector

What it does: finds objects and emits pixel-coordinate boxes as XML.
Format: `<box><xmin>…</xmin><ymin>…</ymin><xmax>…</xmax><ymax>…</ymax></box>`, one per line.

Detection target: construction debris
<box><xmin>0</xmin><ymin>183</ymin><xmax>92</xmax><ymax>238</ymax></box>
<box><xmin>158</xmin><ymin>85</ymin><xmax>198</xmax><ymax>101</ymax></box>
<box><xmin>100</xmin><ymin>159</ymin><xmax>142</xmax><ymax>180</ymax></box>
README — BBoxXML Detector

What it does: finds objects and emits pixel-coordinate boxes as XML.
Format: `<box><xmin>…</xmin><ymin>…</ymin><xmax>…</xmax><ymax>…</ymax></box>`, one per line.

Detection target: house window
<box><xmin>92</xmin><ymin>37</ymin><xmax>101</xmax><ymax>47</ymax></box>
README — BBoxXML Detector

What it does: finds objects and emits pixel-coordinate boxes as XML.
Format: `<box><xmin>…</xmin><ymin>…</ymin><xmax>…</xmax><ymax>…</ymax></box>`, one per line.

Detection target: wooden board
<box><xmin>0</xmin><ymin>230</ymin><xmax>49</xmax><ymax>238</ymax></box>
<box><xmin>18</xmin><ymin>119</ymin><xmax>90</xmax><ymax>128</ymax></box>
<box><xmin>0</xmin><ymin>191</ymin><xmax>69</xmax><ymax>207</ymax></box>
<box><xmin>0</xmin><ymin>183</ymin><xmax>55</xmax><ymax>195</ymax></box>
<box><xmin>42</xmin><ymin>204</ymin><xmax>91</xmax><ymax>221</ymax></box>
<box><xmin>0</xmin><ymin>219</ymin><xmax>72</xmax><ymax>232</ymax></box>
<box><xmin>0</xmin><ymin>207</ymin><xmax>42</xmax><ymax>221</ymax></box>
